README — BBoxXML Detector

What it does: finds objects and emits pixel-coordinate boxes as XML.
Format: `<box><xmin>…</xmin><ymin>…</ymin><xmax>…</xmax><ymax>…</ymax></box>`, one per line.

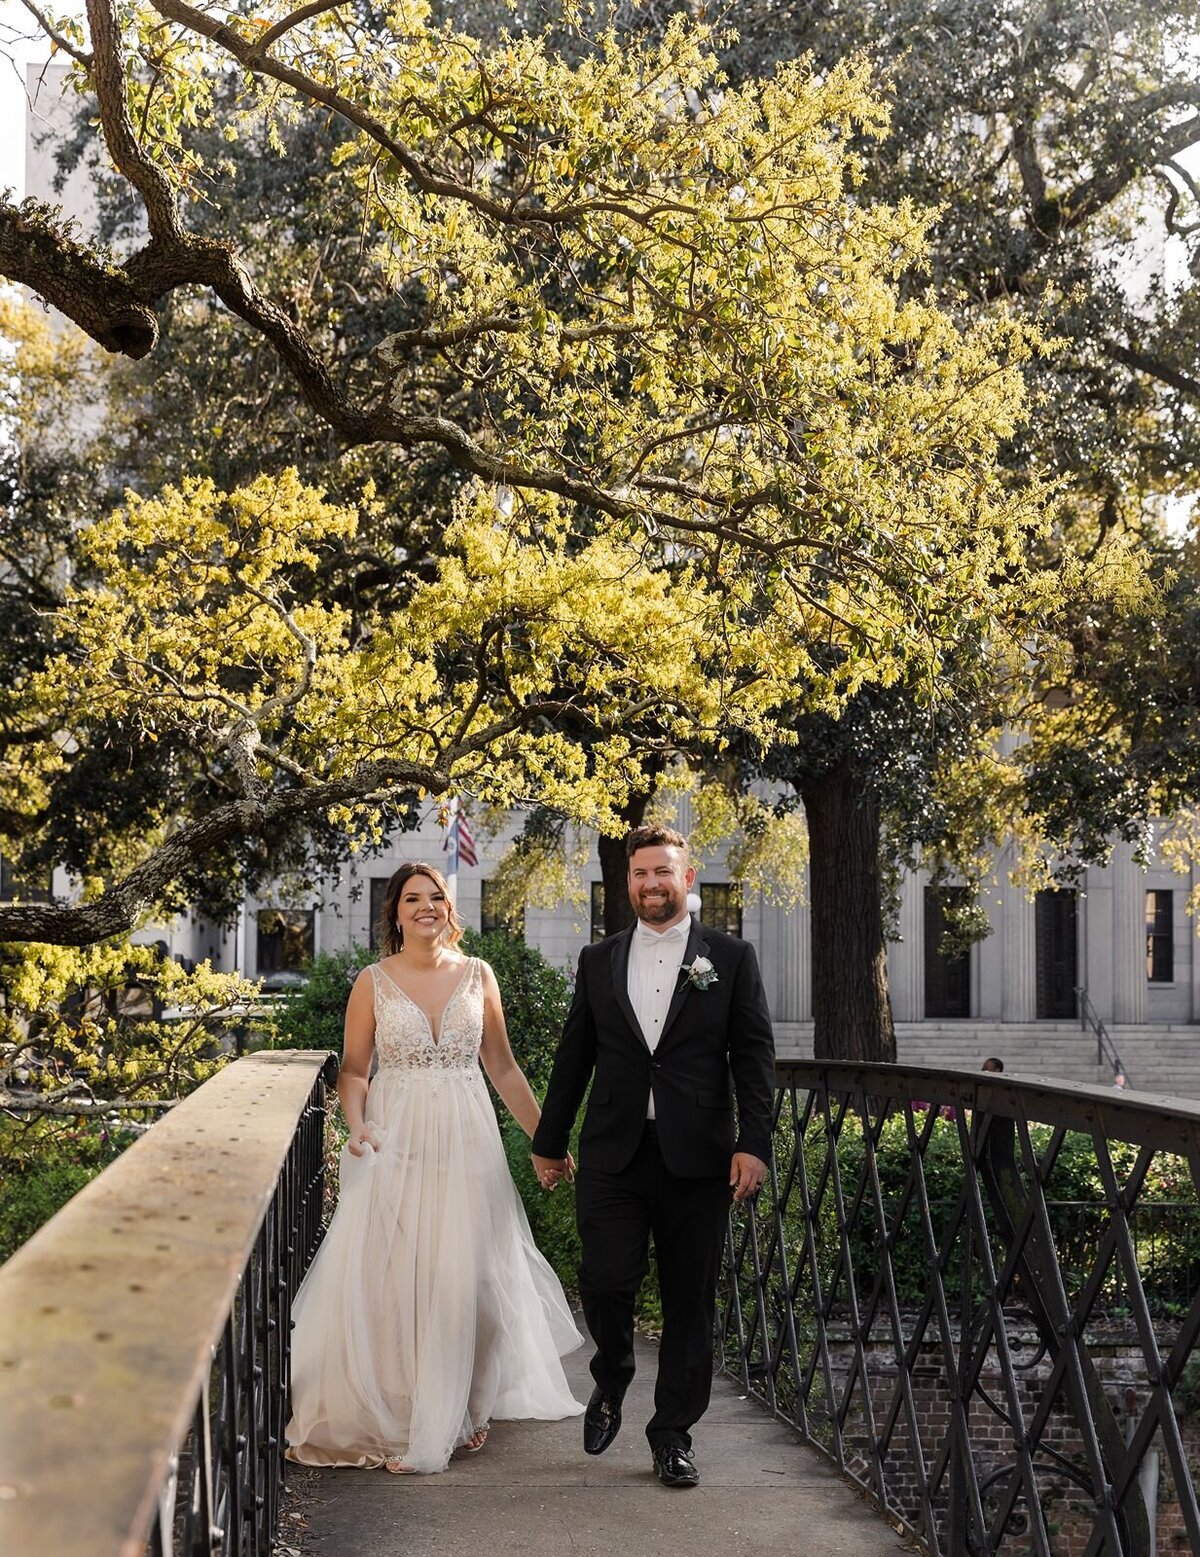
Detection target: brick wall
<box><xmin>815</xmin><ymin>1319</ymin><xmax>1199</xmax><ymax>1552</ymax></box>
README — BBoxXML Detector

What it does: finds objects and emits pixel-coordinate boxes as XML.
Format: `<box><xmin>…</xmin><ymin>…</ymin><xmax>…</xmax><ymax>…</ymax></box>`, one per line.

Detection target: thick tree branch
<box><xmin>1101</xmin><ymin>339</ymin><xmax>1200</xmax><ymax>401</ymax></box>
<box><xmin>85</xmin><ymin>0</ymin><xmax>184</xmax><ymax>242</ymax></box>
<box><xmin>0</xmin><ymin>198</ymin><xmax>159</xmax><ymax>355</ymax></box>
<box><xmin>1063</xmin><ymin>114</ymin><xmax>1200</xmax><ymax>234</ymax></box>
<box><xmin>0</xmin><ymin>757</ymin><xmax>447</xmax><ymax>945</ymax></box>
<box><xmin>1011</xmin><ymin>117</ymin><xmax>1049</xmax><ymax>222</ymax></box>
<box><xmin>252</xmin><ymin>0</ymin><xmax>345</xmax><ymax>57</ymax></box>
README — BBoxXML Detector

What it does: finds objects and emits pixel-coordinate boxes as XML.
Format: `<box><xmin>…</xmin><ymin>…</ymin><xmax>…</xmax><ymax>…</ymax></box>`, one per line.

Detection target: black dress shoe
<box><xmin>583</xmin><ymin>1388</ymin><xmax>623</xmax><ymax>1455</ymax></box>
<box><xmin>651</xmin><ymin>1443</ymin><xmax>699</xmax><ymax>1487</ymax></box>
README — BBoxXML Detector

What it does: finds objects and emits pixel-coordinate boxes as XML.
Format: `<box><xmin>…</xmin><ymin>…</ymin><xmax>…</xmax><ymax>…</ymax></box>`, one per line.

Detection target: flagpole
<box><xmin>444</xmin><ymin>795</ymin><xmax>460</xmax><ymax>907</ymax></box>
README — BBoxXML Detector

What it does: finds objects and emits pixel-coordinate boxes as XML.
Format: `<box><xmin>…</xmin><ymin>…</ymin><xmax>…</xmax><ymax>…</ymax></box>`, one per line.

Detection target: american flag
<box><xmin>443</xmin><ymin>801</ymin><xmax>479</xmax><ymax>868</ymax></box>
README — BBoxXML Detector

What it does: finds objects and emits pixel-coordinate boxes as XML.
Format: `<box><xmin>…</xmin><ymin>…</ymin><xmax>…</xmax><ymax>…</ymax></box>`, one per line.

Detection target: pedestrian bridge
<box><xmin>2</xmin><ymin>1052</ymin><xmax>1198</xmax><ymax>1555</ymax></box>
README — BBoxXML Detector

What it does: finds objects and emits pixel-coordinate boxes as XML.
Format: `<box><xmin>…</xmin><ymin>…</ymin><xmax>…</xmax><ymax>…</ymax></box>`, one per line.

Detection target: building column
<box><xmin>1000</xmin><ymin>852</ymin><xmax>1036</xmax><ymax>1022</ymax></box>
<box><xmin>888</xmin><ymin>870</ymin><xmax>925</xmax><ymax>1022</ymax></box>
<box><xmin>1191</xmin><ymin>861</ymin><xmax>1200</xmax><ymax>1025</ymax></box>
<box><xmin>1082</xmin><ymin>860</ymin><xmax>1114</xmax><ymax>1024</ymax></box>
<box><xmin>1109</xmin><ymin>843</ymin><xmax>1147</xmax><ymax>1026</ymax></box>
<box><xmin>769</xmin><ymin>898</ymin><xmax>811</xmax><ymax>1023</ymax></box>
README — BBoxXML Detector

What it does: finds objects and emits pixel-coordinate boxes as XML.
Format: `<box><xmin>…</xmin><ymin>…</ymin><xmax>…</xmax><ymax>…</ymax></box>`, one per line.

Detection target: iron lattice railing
<box><xmin>149</xmin><ymin>1060</ymin><xmax>332</xmax><ymax>1557</ymax></box>
<box><xmin>719</xmin><ymin>1062</ymin><xmax>1200</xmax><ymax>1556</ymax></box>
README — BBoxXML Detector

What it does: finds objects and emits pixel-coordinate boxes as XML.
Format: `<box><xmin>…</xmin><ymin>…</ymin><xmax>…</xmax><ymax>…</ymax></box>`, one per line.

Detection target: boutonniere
<box><xmin>681</xmin><ymin>955</ymin><xmax>718</xmax><ymax>991</ymax></box>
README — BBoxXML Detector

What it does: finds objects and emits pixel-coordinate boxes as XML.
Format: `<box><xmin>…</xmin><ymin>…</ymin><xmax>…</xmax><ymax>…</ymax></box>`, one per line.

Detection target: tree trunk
<box><xmin>801</xmin><ymin>762</ymin><xmax>896</xmax><ymax>1063</ymax></box>
<box><xmin>598</xmin><ymin>790</ymin><xmax>652</xmax><ymax>936</ymax></box>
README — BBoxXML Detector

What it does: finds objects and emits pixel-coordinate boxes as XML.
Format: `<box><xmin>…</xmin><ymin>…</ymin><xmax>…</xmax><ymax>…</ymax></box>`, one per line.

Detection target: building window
<box><xmin>1146</xmin><ymin>890</ymin><xmax>1174</xmax><ymax>983</ymax></box>
<box><xmin>369</xmin><ymin>876</ymin><xmax>391</xmax><ymax>951</ymax></box>
<box><xmin>1035</xmin><ymin>889</ymin><xmax>1078</xmax><ymax>1020</ymax></box>
<box><xmin>256</xmin><ymin>909</ymin><xmax>315</xmax><ymax>973</ymax></box>
<box><xmin>590</xmin><ymin>882</ymin><xmax>607</xmax><ymax>943</ymax></box>
<box><xmin>924</xmin><ymin>886</ymin><xmax>971</xmax><ymax>1019</ymax></box>
<box><xmin>700</xmin><ymin>883</ymin><xmax>742</xmax><ymax>937</ymax></box>
<box><xmin>481</xmin><ymin>879</ymin><xmax>525</xmax><ymax>938</ymax></box>
<box><xmin>0</xmin><ymin>856</ymin><xmax>52</xmax><ymax>902</ymax></box>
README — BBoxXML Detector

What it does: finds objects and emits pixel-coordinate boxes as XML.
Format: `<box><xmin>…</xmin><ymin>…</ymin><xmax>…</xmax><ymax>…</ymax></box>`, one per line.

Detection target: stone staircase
<box><xmin>773</xmin><ymin>1021</ymin><xmax>1200</xmax><ymax>1099</ymax></box>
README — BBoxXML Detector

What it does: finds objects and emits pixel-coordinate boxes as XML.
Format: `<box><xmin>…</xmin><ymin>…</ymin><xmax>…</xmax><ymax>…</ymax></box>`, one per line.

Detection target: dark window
<box><xmin>256</xmin><ymin>909</ymin><xmax>315</xmax><ymax>973</ymax></box>
<box><xmin>1035</xmin><ymin>890</ymin><xmax>1078</xmax><ymax>1019</ymax></box>
<box><xmin>700</xmin><ymin>883</ymin><xmax>741</xmax><ymax>937</ymax></box>
<box><xmin>924</xmin><ymin>886</ymin><xmax>971</xmax><ymax>1019</ymax></box>
<box><xmin>1146</xmin><ymin>890</ymin><xmax>1174</xmax><ymax>983</ymax></box>
<box><xmin>481</xmin><ymin>879</ymin><xmax>525</xmax><ymax>938</ymax></box>
<box><xmin>590</xmin><ymin>882</ymin><xmax>607</xmax><ymax>943</ymax></box>
<box><xmin>0</xmin><ymin>857</ymin><xmax>52</xmax><ymax>902</ymax></box>
<box><xmin>369</xmin><ymin>877</ymin><xmax>390</xmax><ymax>951</ymax></box>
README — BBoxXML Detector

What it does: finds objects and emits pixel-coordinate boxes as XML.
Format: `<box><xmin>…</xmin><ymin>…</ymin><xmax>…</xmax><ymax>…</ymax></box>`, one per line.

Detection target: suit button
<box><xmin>650</xmin><ymin>1061</ymin><xmax>660</xmax><ymax>1070</ymax></box>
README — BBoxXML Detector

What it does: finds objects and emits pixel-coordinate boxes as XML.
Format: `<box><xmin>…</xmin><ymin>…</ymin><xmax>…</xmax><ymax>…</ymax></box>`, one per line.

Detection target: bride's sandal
<box><xmin>461</xmin><ymin>1423</ymin><xmax>490</xmax><ymax>1455</ymax></box>
<box><xmin>384</xmin><ymin>1456</ymin><xmax>417</xmax><ymax>1475</ymax></box>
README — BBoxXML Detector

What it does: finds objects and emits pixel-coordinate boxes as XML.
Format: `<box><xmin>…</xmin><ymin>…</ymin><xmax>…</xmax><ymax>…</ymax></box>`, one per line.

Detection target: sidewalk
<box><xmin>286</xmin><ymin>1328</ymin><xmax>908</xmax><ymax>1557</ymax></box>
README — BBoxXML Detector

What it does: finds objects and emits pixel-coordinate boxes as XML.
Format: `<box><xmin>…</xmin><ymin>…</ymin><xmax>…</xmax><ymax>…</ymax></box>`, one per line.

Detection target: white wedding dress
<box><xmin>286</xmin><ymin>958</ymin><xmax>583</xmax><ymax>1472</ymax></box>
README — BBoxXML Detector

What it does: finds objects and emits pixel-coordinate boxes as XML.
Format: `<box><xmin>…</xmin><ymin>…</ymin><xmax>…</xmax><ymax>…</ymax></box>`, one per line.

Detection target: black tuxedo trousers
<box><xmin>576</xmin><ymin>1123</ymin><xmax>729</xmax><ymax>1448</ymax></box>
<box><xmin>532</xmin><ymin>920</ymin><xmax>776</xmax><ymax>1449</ymax></box>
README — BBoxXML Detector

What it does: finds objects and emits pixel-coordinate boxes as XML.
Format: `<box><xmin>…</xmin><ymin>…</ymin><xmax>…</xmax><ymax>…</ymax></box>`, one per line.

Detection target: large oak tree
<box><xmin>0</xmin><ymin>2</ymin><xmax>1092</xmax><ymax>1069</ymax></box>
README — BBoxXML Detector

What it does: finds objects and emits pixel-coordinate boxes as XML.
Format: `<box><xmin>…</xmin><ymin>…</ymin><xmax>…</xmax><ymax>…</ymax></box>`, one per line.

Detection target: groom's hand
<box><xmin>730</xmin><ymin>1152</ymin><xmax>767</xmax><ymax>1201</ymax></box>
<box><xmin>532</xmin><ymin>1152</ymin><xmax>574</xmax><ymax>1190</ymax></box>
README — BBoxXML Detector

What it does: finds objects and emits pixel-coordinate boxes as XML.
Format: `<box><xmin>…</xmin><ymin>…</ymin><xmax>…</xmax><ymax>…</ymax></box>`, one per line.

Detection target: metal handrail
<box><xmin>1075</xmin><ymin>983</ymin><xmax>1131</xmax><ymax>1085</ymax></box>
<box><xmin>720</xmin><ymin>1061</ymin><xmax>1200</xmax><ymax>1555</ymax></box>
<box><xmin>0</xmin><ymin>1049</ymin><xmax>336</xmax><ymax>1557</ymax></box>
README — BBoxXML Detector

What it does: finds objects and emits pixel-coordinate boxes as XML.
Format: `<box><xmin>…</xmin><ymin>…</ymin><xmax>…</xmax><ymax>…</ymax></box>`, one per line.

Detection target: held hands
<box><xmin>531</xmin><ymin>1151</ymin><xmax>576</xmax><ymax>1190</ymax></box>
<box><xmin>348</xmin><ymin>1125</ymin><xmax>382</xmax><ymax>1157</ymax></box>
<box><xmin>730</xmin><ymin>1152</ymin><xmax>767</xmax><ymax>1201</ymax></box>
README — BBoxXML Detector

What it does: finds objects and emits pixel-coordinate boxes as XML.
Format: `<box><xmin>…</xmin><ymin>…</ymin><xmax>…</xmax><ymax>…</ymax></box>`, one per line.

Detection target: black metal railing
<box><xmin>719</xmin><ymin>1061</ymin><xmax>1200</xmax><ymax>1556</ymax></box>
<box><xmin>1076</xmin><ymin>985</ymin><xmax>1129</xmax><ymax>1085</ymax></box>
<box><xmin>0</xmin><ymin>1050</ymin><xmax>336</xmax><ymax>1557</ymax></box>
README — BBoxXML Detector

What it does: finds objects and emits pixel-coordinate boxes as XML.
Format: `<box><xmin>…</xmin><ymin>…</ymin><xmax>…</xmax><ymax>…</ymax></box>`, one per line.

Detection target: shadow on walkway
<box><xmin>286</xmin><ymin>1326</ymin><xmax>908</xmax><ymax>1557</ymax></box>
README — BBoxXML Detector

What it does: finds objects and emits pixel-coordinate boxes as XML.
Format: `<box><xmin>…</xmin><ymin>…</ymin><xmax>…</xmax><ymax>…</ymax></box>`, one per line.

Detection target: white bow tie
<box><xmin>634</xmin><ymin>917</ymin><xmax>690</xmax><ymax>945</ymax></box>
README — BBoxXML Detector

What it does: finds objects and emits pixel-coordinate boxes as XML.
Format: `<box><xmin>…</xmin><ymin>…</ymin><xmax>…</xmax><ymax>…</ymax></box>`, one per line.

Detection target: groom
<box><xmin>531</xmin><ymin>825</ymin><xmax>775</xmax><ymax>1488</ymax></box>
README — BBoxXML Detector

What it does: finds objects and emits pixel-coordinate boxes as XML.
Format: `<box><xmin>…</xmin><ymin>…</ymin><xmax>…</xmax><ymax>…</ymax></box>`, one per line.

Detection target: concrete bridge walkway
<box><xmin>286</xmin><ymin>1330</ymin><xmax>909</xmax><ymax>1557</ymax></box>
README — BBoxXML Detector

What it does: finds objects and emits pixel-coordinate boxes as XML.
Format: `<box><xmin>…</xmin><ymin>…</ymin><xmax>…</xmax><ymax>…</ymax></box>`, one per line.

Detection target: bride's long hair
<box><xmin>377</xmin><ymin>862</ymin><xmax>465</xmax><ymax>956</ymax></box>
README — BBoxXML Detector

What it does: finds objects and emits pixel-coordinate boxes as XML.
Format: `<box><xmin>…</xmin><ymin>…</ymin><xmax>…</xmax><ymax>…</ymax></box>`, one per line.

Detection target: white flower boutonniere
<box><xmin>682</xmin><ymin>955</ymin><xmax>719</xmax><ymax>991</ymax></box>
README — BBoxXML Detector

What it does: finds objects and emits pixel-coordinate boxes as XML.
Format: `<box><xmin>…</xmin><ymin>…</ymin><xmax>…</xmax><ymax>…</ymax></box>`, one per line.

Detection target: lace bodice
<box><xmin>370</xmin><ymin>959</ymin><xmax>484</xmax><ymax>1072</ymax></box>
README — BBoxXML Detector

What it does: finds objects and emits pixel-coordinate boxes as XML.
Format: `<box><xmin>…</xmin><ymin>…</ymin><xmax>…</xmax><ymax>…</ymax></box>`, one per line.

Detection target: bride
<box><xmin>285</xmin><ymin>861</ymin><xmax>583</xmax><ymax>1473</ymax></box>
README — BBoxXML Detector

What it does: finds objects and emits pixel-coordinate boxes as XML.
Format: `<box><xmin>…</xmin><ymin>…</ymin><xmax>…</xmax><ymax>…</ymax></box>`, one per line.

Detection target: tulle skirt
<box><xmin>285</xmin><ymin>1066</ymin><xmax>583</xmax><ymax>1473</ymax></box>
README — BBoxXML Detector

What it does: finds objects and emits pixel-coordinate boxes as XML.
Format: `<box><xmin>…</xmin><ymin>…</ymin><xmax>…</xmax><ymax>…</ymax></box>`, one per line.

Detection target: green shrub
<box><xmin>461</xmin><ymin>928</ymin><xmax>570</xmax><ymax>1095</ymax></box>
<box><xmin>0</xmin><ymin>1120</ymin><xmax>138</xmax><ymax>1264</ymax></box>
<box><xmin>270</xmin><ymin>943</ymin><xmax>376</xmax><ymax>1051</ymax></box>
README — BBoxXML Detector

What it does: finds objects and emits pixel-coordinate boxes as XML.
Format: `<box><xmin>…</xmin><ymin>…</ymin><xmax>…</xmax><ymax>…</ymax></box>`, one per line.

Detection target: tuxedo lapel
<box><xmin>609</xmin><ymin>926</ymin><xmax>649</xmax><ymax>1050</ymax></box>
<box><xmin>657</xmin><ymin>919</ymin><xmax>710</xmax><ymax>1049</ymax></box>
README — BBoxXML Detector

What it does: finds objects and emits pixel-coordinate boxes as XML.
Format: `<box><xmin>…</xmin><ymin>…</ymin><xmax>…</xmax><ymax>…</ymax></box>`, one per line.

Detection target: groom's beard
<box><xmin>634</xmin><ymin>886</ymin><xmax>683</xmax><ymax>924</ymax></box>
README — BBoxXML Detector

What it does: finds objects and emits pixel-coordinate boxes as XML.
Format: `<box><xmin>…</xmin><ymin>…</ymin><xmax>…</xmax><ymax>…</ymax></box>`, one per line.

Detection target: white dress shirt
<box><xmin>628</xmin><ymin>915</ymin><xmax>692</xmax><ymax>1118</ymax></box>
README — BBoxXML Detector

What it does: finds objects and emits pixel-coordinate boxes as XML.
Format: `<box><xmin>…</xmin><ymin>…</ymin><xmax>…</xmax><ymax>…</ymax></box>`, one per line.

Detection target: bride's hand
<box><xmin>348</xmin><ymin>1126</ymin><xmax>380</xmax><ymax>1157</ymax></box>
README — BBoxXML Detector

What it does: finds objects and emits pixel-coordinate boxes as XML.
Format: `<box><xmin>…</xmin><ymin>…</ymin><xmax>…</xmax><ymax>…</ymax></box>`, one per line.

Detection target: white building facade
<box><xmin>85</xmin><ymin>800</ymin><xmax>1200</xmax><ymax>1098</ymax></box>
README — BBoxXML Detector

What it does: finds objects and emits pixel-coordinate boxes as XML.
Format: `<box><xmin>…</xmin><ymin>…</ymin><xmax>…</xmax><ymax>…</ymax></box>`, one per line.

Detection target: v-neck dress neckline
<box><xmin>377</xmin><ymin>958</ymin><xmax>473</xmax><ymax>1047</ymax></box>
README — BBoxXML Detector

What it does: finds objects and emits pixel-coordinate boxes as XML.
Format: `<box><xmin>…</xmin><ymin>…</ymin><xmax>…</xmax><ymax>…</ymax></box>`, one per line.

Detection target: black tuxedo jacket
<box><xmin>531</xmin><ymin>918</ymin><xmax>776</xmax><ymax>1179</ymax></box>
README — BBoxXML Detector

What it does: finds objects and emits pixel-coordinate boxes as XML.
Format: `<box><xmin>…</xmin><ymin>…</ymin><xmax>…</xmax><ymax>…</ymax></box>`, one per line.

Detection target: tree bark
<box><xmin>801</xmin><ymin>762</ymin><xmax>896</xmax><ymax>1063</ymax></box>
<box><xmin>598</xmin><ymin>789</ymin><xmax>652</xmax><ymax>936</ymax></box>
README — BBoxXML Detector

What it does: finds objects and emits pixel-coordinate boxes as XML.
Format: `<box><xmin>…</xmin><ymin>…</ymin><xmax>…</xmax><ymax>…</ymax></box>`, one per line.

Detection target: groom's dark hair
<box><xmin>625</xmin><ymin>824</ymin><xmax>689</xmax><ymax>860</ymax></box>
